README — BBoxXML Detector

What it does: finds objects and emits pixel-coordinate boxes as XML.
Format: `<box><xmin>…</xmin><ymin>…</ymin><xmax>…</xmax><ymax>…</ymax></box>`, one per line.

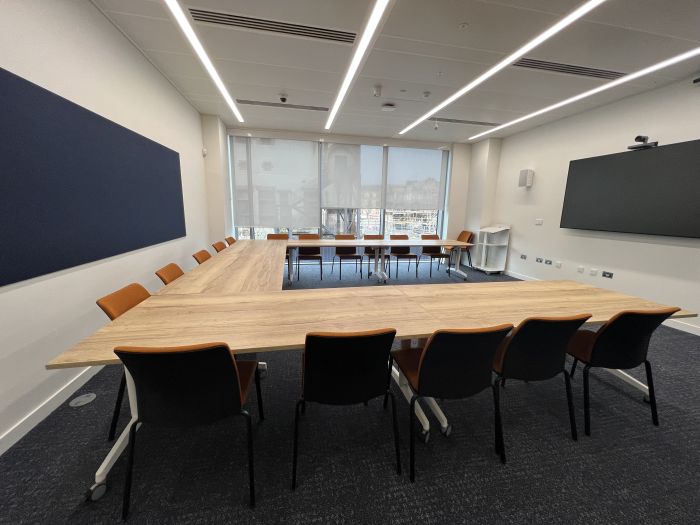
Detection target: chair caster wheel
<box><xmin>86</xmin><ymin>482</ymin><xmax>107</xmax><ymax>502</ymax></box>
<box><xmin>419</xmin><ymin>428</ymin><xmax>430</xmax><ymax>444</ymax></box>
<box><xmin>440</xmin><ymin>424</ymin><xmax>452</xmax><ymax>437</ymax></box>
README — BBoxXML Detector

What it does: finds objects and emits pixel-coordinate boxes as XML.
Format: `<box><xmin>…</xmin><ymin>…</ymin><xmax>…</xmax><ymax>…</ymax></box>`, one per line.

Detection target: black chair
<box><xmin>493</xmin><ymin>314</ymin><xmax>592</xmax><ymax>445</ymax></box>
<box><xmin>388</xmin><ymin>234</ymin><xmax>419</xmax><ymax>278</ymax></box>
<box><xmin>331</xmin><ymin>234</ymin><xmax>362</xmax><ymax>280</ymax></box>
<box><xmin>292</xmin><ymin>329</ymin><xmax>400</xmax><ymax>489</ymax></box>
<box><xmin>296</xmin><ymin>233</ymin><xmax>322</xmax><ymax>281</ymax></box>
<box><xmin>391</xmin><ymin>324</ymin><xmax>513</xmax><ymax>481</ymax></box>
<box><xmin>568</xmin><ymin>307</ymin><xmax>680</xmax><ymax>436</ymax></box>
<box><xmin>420</xmin><ymin>234</ymin><xmax>451</xmax><ymax>278</ymax></box>
<box><xmin>114</xmin><ymin>342</ymin><xmax>264</xmax><ymax>520</ymax></box>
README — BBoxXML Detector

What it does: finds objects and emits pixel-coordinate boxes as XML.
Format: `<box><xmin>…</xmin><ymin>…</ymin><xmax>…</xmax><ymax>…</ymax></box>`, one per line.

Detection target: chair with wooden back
<box><xmin>96</xmin><ymin>283</ymin><xmax>151</xmax><ymax>441</ymax></box>
<box><xmin>420</xmin><ymin>234</ymin><xmax>451</xmax><ymax>278</ymax></box>
<box><xmin>212</xmin><ymin>241</ymin><xmax>227</xmax><ymax>253</ymax></box>
<box><xmin>391</xmin><ymin>324</ymin><xmax>513</xmax><ymax>481</ymax></box>
<box><xmin>388</xmin><ymin>234</ymin><xmax>419</xmax><ymax>278</ymax></box>
<box><xmin>332</xmin><ymin>234</ymin><xmax>362</xmax><ymax>280</ymax></box>
<box><xmin>114</xmin><ymin>342</ymin><xmax>263</xmax><ymax>519</ymax></box>
<box><xmin>455</xmin><ymin>230</ymin><xmax>474</xmax><ymax>267</ymax></box>
<box><xmin>567</xmin><ymin>307</ymin><xmax>680</xmax><ymax>435</ymax></box>
<box><xmin>192</xmin><ymin>249</ymin><xmax>212</xmax><ymax>265</ymax></box>
<box><xmin>362</xmin><ymin>234</ymin><xmax>386</xmax><ymax>279</ymax></box>
<box><xmin>296</xmin><ymin>233</ymin><xmax>322</xmax><ymax>281</ymax></box>
<box><xmin>155</xmin><ymin>263</ymin><xmax>184</xmax><ymax>285</ymax></box>
<box><xmin>225</xmin><ymin>236</ymin><xmax>236</xmax><ymax>246</ymax></box>
<box><xmin>493</xmin><ymin>314</ymin><xmax>592</xmax><ymax>445</ymax></box>
<box><xmin>292</xmin><ymin>329</ymin><xmax>400</xmax><ymax>489</ymax></box>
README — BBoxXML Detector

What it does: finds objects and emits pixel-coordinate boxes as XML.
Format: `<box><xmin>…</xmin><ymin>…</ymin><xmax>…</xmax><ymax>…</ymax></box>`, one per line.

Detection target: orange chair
<box><xmin>388</xmin><ymin>234</ymin><xmax>419</xmax><ymax>278</ymax></box>
<box><xmin>332</xmin><ymin>234</ymin><xmax>362</xmax><ymax>280</ymax></box>
<box><xmin>155</xmin><ymin>263</ymin><xmax>184</xmax><ymax>285</ymax></box>
<box><xmin>192</xmin><ymin>249</ymin><xmax>212</xmax><ymax>264</ymax></box>
<box><xmin>362</xmin><ymin>234</ymin><xmax>387</xmax><ymax>279</ymax></box>
<box><xmin>225</xmin><ymin>236</ymin><xmax>236</xmax><ymax>246</ymax></box>
<box><xmin>420</xmin><ymin>234</ymin><xmax>451</xmax><ymax>278</ymax></box>
<box><xmin>115</xmin><ymin>342</ymin><xmax>263</xmax><ymax>518</ymax></box>
<box><xmin>568</xmin><ymin>307</ymin><xmax>681</xmax><ymax>435</ymax></box>
<box><xmin>296</xmin><ymin>233</ymin><xmax>323</xmax><ymax>281</ymax></box>
<box><xmin>212</xmin><ymin>241</ymin><xmax>227</xmax><ymax>253</ymax></box>
<box><xmin>450</xmin><ymin>230</ymin><xmax>474</xmax><ymax>268</ymax></box>
<box><xmin>96</xmin><ymin>283</ymin><xmax>151</xmax><ymax>441</ymax></box>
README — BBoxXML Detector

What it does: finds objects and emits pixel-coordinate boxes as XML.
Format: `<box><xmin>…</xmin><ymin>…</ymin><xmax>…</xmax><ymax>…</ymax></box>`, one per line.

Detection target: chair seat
<box><xmin>391</xmin><ymin>346</ymin><xmax>422</xmax><ymax>391</ymax></box>
<box><xmin>567</xmin><ymin>330</ymin><xmax>597</xmax><ymax>363</ymax></box>
<box><xmin>337</xmin><ymin>254</ymin><xmax>362</xmax><ymax>259</ymax></box>
<box><xmin>236</xmin><ymin>360</ymin><xmax>258</xmax><ymax>401</ymax></box>
<box><xmin>390</xmin><ymin>253</ymin><xmax>418</xmax><ymax>258</ymax></box>
<box><xmin>298</xmin><ymin>254</ymin><xmax>322</xmax><ymax>260</ymax></box>
<box><xmin>425</xmin><ymin>252</ymin><xmax>450</xmax><ymax>259</ymax></box>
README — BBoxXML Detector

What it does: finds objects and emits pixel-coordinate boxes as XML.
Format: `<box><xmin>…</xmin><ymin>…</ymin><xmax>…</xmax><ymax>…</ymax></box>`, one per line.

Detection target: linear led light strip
<box><xmin>325</xmin><ymin>0</ymin><xmax>392</xmax><ymax>130</ymax></box>
<box><xmin>469</xmin><ymin>46</ymin><xmax>700</xmax><ymax>141</ymax></box>
<box><xmin>398</xmin><ymin>0</ymin><xmax>608</xmax><ymax>135</ymax></box>
<box><xmin>163</xmin><ymin>0</ymin><xmax>245</xmax><ymax>123</ymax></box>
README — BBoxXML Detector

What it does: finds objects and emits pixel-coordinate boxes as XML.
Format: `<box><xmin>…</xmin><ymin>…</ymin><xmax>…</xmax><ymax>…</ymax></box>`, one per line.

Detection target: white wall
<box><xmin>202</xmin><ymin>115</ymin><xmax>232</xmax><ymax>241</ymax></box>
<box><xmin>491</xmin><ymin>77</ymin><xmax>700</xmax><ymax>334</ymax></box>
<box><xmin>465</xmin><ymin>139</ymin><xmax>501</xmax><ymax>232</ymax></box>
<box><xmin>445</xmin><ymin>143</ymin><xmax>470</xmax><ymax>239</ymax></box>
<box><xmin>0</xmin><ymin>0</ymin><xmax>209</xmax><ymax>454</ymax></box>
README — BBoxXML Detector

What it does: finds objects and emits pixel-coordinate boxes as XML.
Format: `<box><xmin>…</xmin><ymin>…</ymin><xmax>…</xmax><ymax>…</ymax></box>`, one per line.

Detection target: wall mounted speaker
<box><xmin>518</xmin><ymin>169</ymin><xmax>535</xmax><ymax>188</ymax></box>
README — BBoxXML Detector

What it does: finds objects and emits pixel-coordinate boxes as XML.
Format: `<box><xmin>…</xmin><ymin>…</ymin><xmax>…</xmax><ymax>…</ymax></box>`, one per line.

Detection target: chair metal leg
<box><xmin>492</xmin><ymin>383</ymin><xmax>506</xmax><ymax>464</ymax></box>
<box><xmin>121</xmin><ymin>420</ymin><xmax>139</xmax><ymax>521</ymax></box>
<box><xmin>388</xmin><ymin>391</ymin><xmax>402</xmax><ymax>475</ymax></box>
<box><xmin>109</xmin><ymin>371</ymin><xmax>127</xmax><ymax>441</ymax></box>
<box><xmin>409</xmin><ymin>395</ymin><xmax>418</xmax><ymax>482</ymax></box>
<box><xmin>319</xmin><ymin>259</ymin><xmax>322</xmax><ymax>280</ymax></box>
<box><xmin>331</xmin><ymin>256</ymin><xmax>335</xmax><ymax>274</ymax></box>
<box><xmin>339</xmin><ymin>258</ymin><xmax>342</xmax><ymax>280</ymax></box>
<box><xmin>570</xmin><ymin>358</ymin><xmax>579</xmax><ymax>379</ymax></box>
<box><xmin>564</xmin><ymin>370</ymin><xmax>577</xmax><ymax>441</ymax></box>
<box><xmin>396</xmin><ymin>258</ymin><xmax>399</xmax><ymax>278</ymax></box>
<box><xmin>583</xmin><ymin>365</ymin><xmax>591</xmax><ymax>436</ymax></box>
<box><xmin>296</xmin><ymin>259</ymin><xmax>300</xmax><ymax>281</ymax></box>
<box><xmin>415</xmin><ymin>257</ymin><xmax>418</xmax><ymax>278</ymax></box>
<box><xmin>292</xmin><ymin>399</ymin><xmax>304</xmax><ymax>490</ymax></box>
<box><xmin>242</xmin><ymin>410</ymin><xmax>255</xmax><ymax>508</ymax></box>
<box><xmin>645</xmin><ymin>360</ymin><xmax>659</xmax><ymax>426</ymax></box>
<box><xmin>467</xmin><ymin>250</ymin><xmax>472</xmax><ymax>268</ymax></box>
<box><xmin>254</xmin><ymin>367</ymin><xmax>264</xmax><ymax>421</ymax></box>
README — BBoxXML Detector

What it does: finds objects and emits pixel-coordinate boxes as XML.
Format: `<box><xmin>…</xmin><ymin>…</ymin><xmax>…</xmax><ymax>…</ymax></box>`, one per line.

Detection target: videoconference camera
<box><xmin>627</xmin><ymin>135</ymin><xmax>658</xmax><ymax>151</ymax></box>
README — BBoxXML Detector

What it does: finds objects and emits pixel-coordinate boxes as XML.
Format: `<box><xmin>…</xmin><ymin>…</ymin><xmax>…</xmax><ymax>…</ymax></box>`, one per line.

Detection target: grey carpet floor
<box><xmin>1</xmin><ymin>265</ymin><xmax>699</xmax><ymax>524</ymax></box>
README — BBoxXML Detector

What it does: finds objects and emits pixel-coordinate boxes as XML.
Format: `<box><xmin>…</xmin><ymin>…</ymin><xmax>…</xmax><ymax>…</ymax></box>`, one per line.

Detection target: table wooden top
<box><xmin>287</xmin><ymin>239</ymin><xmax>472</xmax><ymax>248</ymax></box>
<box><xmin>47</xmin><ymin>280</ymin><xmax>693</xmax><ymax>369</ymax></box>
<box><xmin>158</xmin><ymin>240</ymin><xmax>286</xmax><ymax>296</ymax></box>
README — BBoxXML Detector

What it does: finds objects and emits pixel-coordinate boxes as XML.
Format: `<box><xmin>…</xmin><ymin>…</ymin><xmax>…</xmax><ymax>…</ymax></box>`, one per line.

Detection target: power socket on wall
<box><xmin>602</xmin><ymin>271</ymin><xmax>614</xmax><ymax>279</ymax></box>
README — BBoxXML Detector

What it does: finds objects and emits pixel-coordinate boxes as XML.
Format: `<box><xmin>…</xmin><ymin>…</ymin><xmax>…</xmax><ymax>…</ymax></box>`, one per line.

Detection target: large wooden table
<box><xmin>46</xmin><ymin>239</ymin><xmax>694</xmax><ymax>500</ymax></box>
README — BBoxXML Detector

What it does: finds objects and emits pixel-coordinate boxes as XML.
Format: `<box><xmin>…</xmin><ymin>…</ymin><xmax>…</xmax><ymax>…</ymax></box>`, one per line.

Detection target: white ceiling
<box><xmin>93</xmin><ymin>0</ymin><xmax>700</xmax><ymax>143</ymax></box>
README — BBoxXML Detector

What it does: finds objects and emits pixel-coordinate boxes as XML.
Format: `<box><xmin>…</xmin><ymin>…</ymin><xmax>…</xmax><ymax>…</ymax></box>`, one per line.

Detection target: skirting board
<box><xmin>504</xmin><ymin>270</ymin><xmax>700</xmax><ymax>337</ymax></box>
<box><xmin>0</xmin><ymin>366</ymin><xmax>102</xmax><ymax>457</ymax></box>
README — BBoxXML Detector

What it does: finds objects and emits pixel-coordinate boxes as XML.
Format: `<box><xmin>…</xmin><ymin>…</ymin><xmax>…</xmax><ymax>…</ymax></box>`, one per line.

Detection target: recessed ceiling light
<box><xmin>398</xmin><ymin>0</ymin><xmax>608</xmax><ymax>135</ymax></box>
<box><xmin>458</xmin><ymin>22</ymin><xmax>469</xmax><ymax>30</ymax></box>
<box><xmin>325</xmin><ymin>0</ymin><xmax>394</xmax><ymax>130</ymax></box>
<box><xmin>163</xmin><ymin>0</ymin><xmax>244</xmax><ymax>123</ymax></box>
<box><xmin>469</xmin><ymin>45</ymin><xmax>700</xmax><ymax>141</ymax></box>
<box><xmin>381</xmin><ymin>103</ymin><xmax>397</xmax><ymax>112</ymax></box>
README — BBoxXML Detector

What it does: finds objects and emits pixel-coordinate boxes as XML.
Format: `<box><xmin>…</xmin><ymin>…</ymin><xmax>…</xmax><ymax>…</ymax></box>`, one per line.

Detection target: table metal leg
<box><xmin>87</xmin><ymin>367</ymin><xmax>139</xmax><ymax>501</ymax></box>
<box><xmin>448</xmin><ymin>247</ymin><xmax>469</xmax><ymax>281</ymax></box>
<box><xmin>604</xmin><ymin>368</ymin><xmax>649</xmax><ymax>396</ymax></box>
<box><xmin>373</xmin><ymin>247</ymin><xmax>388</xmax><ymax>283</ymax></box>
<box><xmin>392</xmin><ymin>365</ymin><xmax>429</xmax><ymax>433</ymax></box>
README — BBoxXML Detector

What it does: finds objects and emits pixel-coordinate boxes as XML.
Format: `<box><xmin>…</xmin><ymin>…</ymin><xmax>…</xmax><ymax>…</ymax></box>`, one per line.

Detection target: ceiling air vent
<box><xmin>189</xmin><ymin>9</ymin><xmax>356</xmax><ymax>44</ymax></box>
<box><xmin>236</xmin><ymin>100</ymin><xmax>328</xmax><ymax>112</ymax></box>
<box><xmin>513</xmin><ymin>58</ymin><xmax>625</xmax><ymax>80</ymax></box>
<box><xmin>433</xmin><ymin>117</ymin><xmax>500</xmax><ymax>127</ymax></box>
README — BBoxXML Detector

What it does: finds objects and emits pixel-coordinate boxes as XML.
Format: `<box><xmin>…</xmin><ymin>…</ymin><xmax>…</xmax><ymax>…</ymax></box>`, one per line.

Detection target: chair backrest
<box><xmin>303</xmin><ymin>328</ymin><xmax>396</xmax><ymax>404</ymax></box>
<box><xmin>192</xmin><ymin>249</ymin><xmax>211</xmax><ymax>264</ymax></box>
<box><xmin>225</xmin><ymin>236</ymin><xmax>236</xmax><ymax>246</ymax></box>
<box><xmin>363</xmin><ymin>234</ymin><xmax>383</xmax><ymax>255</ymax></box>
<box><xmin>267</xmin><ymin>233</ymin><xmax>289</xmax><ymax>240</ymax></box>
<box><xmin>298</xmin><ymin>233</ymin><xmax>321</xmax><ymax>256</ymax></box>
<box><xmin>96</xmin><ymin>283</ymin><xmax>150</xmax><ymax>321</ymax></box>
<box><xmin>457</xmin><ymin>230</ymin><xmax>474</xmax><ymax>244</ymax></box>
<box><xmin>499</xmin><ymin>314</ymin><xmax>591</xmax><ymax>380</ymax></box>
<box><xmin>114</xmin><ymin>343</ymin><xmax>244</xmax><ymax>427</ymax></box>
<box><xmin>390</xmin><ymin>234</ymin><xmax>410</xmax><ymax>255</ymax></box>
<box><xmin>212</xmin><ymin>241</ymin><xmax>227</xmax><ymax>253</ymax></box>
<box><xmin>155</xmin><ymin>263</ymin><xmax>184</xmax><ymax>285</ymax></box>
<box><xmin>421</xmin><ymin>233</ymin><xmax>441</xmax><ymax>255</ymax></box>
<box><xmin>590</xmin><ymin>308</ymin><xmax>680</xmax><ymax>369</ymax></box>
<box><xmin>417</xmin><ymin>325</ymin><xmax>513</xmax><ymax>398</ymax></box>
<box><xmin>335</xmin><ymin>234</ymin><xmax>357</xmax><ymax>255</ymax></box>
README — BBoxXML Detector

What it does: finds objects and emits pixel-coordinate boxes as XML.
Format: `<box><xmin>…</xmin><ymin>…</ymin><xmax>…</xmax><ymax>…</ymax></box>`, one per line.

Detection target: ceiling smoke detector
<box><xmin>381</xmin><ymin>103</ymin><xmax>396</xmax><ymax>112</ymax></box>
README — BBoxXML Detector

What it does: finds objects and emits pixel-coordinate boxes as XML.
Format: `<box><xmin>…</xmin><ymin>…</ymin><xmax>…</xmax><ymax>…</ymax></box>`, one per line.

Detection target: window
<box><xmin>229</xmin><ymin>137</ymin><xmax>449</xmax><ymax>240</ymax></box>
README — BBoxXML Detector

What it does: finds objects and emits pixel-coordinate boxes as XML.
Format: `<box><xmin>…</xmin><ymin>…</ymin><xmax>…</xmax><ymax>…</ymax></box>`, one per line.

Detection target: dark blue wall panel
<box><xmin>0</xmin><ymin>67</ymin><xmax>186</xmax><ymax>287</ymax></box>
